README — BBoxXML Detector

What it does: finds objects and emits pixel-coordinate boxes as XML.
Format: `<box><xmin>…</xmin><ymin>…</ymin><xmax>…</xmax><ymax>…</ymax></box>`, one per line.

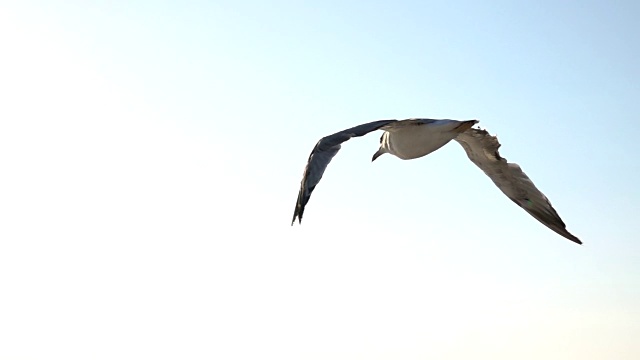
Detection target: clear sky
<box><xmin>1</xmin><ymin>1</ymin><xmax>639</xmax><ymax>359</ymax></box>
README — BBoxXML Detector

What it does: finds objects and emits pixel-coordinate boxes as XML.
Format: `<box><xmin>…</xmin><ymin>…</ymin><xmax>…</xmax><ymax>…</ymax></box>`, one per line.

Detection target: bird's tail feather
<box><xmin>454</xmin><ymin>120</ymin><xmax>479</xmax><ymax>133</ymax></box>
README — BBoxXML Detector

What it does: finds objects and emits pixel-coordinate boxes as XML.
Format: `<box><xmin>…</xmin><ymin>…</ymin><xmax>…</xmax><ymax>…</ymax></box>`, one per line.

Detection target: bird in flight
<box><xmin>291</xmin><ymin>118</ymin><xmax>581</xmax><ymax>244</ymax></box>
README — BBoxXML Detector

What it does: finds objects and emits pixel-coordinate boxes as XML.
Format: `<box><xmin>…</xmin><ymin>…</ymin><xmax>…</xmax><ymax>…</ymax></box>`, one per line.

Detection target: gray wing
<box><xmin>292</xmin><ymin>120</ymin><xmax>397</xmax><ymax>225</ymax></box>
<box><xmin>454</xmin><ymin>128</ymin><xmax>581</xmax><ymax>244</ymax></box>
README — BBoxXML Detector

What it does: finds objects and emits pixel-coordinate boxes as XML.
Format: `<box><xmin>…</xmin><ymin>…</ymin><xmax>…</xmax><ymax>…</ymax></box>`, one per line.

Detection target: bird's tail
<box><xmin>454</xmin><ymin>120</ymin><xmax>479</xmax><ymax>133</ymax></box>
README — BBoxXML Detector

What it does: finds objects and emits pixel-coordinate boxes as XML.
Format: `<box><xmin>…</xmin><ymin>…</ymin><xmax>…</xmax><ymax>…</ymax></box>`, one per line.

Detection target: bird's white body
<box><xmin>381</xmin><ymin>120</ymin><xmax>472</xmax><ymax>160</ymax></box>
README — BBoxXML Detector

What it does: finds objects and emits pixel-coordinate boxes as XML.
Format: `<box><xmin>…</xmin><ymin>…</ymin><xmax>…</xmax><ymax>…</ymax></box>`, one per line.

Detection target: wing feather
<box><xmin>291</xmin><ymin>120</ymin><xmax>397</xmax><ymax>225</ymax></box>
<box><xmin>454</xmin><ymin>128</ymin><xmax>581</xmax><ymax>244</ymax></box>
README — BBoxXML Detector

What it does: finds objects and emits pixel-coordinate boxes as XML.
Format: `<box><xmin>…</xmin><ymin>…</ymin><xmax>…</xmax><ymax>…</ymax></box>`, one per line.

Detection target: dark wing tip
<box><xmin>518</xmin><ymin>199</ymin><xmax>583</xmax><ymax>245</ymax></box>
<box><xmin>291</xmin><ymin>207</ymin><xmax>303</xmax><ymax>226</ymax></box>
<box><xmin>291</xmin><ymin>193</ymin><xmax>305</xmax><ymax>226</ymax></box>
<box><xmin>551</xmin><ymin>227</ymin><xmax>581</xmax><ymax>244</ymax></box>
<box><xmin>564</xmin><ymin>232</ymin><xmax>582</xmax><ymax>245</ymax></box>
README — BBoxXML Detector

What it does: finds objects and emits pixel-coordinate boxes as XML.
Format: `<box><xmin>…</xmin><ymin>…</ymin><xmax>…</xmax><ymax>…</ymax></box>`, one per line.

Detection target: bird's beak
<box><xmin>372</xmin><ymin>148</ymin><xmax>384</xmax><ymax>162</ymax></box>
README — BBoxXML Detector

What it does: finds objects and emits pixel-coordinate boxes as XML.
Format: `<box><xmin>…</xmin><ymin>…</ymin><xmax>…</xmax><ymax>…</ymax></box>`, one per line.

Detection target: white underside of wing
<box><xmin>454</xmin><ymin>128</ymin><xmax>581</xmax><ymax>244</ymax></box>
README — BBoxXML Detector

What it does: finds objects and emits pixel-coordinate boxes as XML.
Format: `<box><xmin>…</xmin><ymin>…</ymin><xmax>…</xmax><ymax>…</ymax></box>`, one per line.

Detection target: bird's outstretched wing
<box><xmin>454</xmin><ymin>128</ymin><xmax>581</xmax><ymax>244</ymax></box>
<box><xmin>292</xmin><ymin>120</ymin><xmax>397</xmax><ymax>225</ymax></box>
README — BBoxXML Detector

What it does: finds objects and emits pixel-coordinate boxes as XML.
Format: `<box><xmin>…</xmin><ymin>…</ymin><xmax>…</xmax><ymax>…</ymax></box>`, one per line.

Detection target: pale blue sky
<box><xmin>1</xmin><ymin>1</ymin><xmax>639</xmax><ymax>359</ymax></box>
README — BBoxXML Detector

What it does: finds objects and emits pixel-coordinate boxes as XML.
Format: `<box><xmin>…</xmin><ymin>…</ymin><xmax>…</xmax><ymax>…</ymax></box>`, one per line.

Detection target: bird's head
<box><xmin>372</xmin><ymin>132</ymin><xmax>390</xmax><ymax>162</ymax></box>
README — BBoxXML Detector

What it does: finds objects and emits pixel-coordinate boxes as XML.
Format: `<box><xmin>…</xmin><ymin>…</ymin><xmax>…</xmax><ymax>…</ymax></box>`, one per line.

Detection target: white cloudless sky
<box><xmin>1</xmin><ymin>1</ymin><xmax>639</xmax><ymax>359</ymax></box>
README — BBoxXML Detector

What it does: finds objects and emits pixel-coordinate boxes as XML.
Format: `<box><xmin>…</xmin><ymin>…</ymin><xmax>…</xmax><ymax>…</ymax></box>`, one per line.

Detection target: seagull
<box><xmin>291</xmin><ymin>118</ymin><xmax>581</xmax><ymax>244</ymax></box>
